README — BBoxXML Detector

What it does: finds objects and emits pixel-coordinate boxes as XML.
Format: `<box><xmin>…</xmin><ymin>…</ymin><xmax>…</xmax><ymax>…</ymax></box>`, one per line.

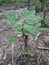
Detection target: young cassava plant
<box><xmin>17</xmin><ymin>8</ymin><xmax>49</xmax><ymax>34</ymax></box>
<box><xmin>4</xmin><ymin>8</ymin><xmax>40</xmax><ymax>57</ymax></box>
<box><xmin>15</xmin><ymin>8</ymin><xmax>46</xmax><ymax>54</ymax></box>
<box><xmin>17</xmin><ymin>8</ymin><xmax>49</xmax><ymax>53</ymax></box>
<box><xmin>4</xmin><ymin>8</ymin><xmax>49</xmax><ymax>59</ymax></box>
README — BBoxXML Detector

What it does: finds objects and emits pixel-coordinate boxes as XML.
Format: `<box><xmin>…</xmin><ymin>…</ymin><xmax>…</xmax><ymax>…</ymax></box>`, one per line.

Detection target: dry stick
<box><xmin>11</xmin><ymin>27</ymin><xmax>16</xmax><ymax>65</ymax></box>
<box><xmin>12</xmin><ymin>43</ymin><xmax>14</xmax><ymax>65</ymax></box>
<box><xmin>0</xmin><ymin>27</ymin><xmax>12</xmax><ymax>34</ymax></box>
<box><xmin>35</xmin><ymin>32</ymin><xmax>49</xmax><ymax>50</ymax></box>
<box><xmin>2</xmin><ymin>44</ymin><xmax>10</xmax><ymax>61</ymax></box>
<box><xmin>37</xmin><ymin>46</ymin><xmax>49</xmax><ymax>50</ymax></box>
<box><xmin>12</xmin><ymin>39</ymin><xmax>16</xmax><ymax>65</ymax></box>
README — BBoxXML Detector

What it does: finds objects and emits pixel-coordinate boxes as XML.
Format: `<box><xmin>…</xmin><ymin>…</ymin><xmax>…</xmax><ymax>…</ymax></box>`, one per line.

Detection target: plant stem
<box><xmin>43</xmin><ymin>8</ymin><xmax>46</xmax><ymax>20</ymax></box>
<box><xmin>21</xmin><ymin>28</ymin><xmax>25</xmax><ymax>37</ymax></box>
<box><xmin>28</xmin><ymin>0</ymin><xmax>30</xmax><ymax>10</ymax></box>
<box><xmin>24</xmin><ymin>34</ymin><xmax>28</xmax><ymax>51</ymax></box>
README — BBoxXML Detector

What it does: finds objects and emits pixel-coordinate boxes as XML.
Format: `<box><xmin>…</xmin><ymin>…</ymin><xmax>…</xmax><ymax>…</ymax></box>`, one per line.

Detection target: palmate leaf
<box><xmin>25</xmin><ymin>18</ymin><xmax>35</xmax><ymax>25</ymax></box>
<box><xmin>24</xmin><ymin>23</ymin><xmax>41</xmax><ymax>35</ymax></box>
<box><xmin>35</xmin><ymin>23</ymin><xmax>41</xmax><ymax>29</ymax></box>
<box><xmin>4</xmin><ymin>11</ymin><xmax>19</xmax><ymax>26</ymax></box>
<box><xmin>28</xmin><ymin>15</ymin><xmax>39</xmax><ymax>21</ymax></box>
<box><xmin>15</xmin><ymin>24</ymin><xmax>37</xmax><ymax>35</ymax></box>
<box><xmin>15</xmin><ymin>24</ymin><xmax>23</xmax><ymax>31</ymax></box>
<box><xmin>8</xmin><ymin>35</ymin><xmax>16</xmax><ymax>44</ymax></box>
<box><xmin>29</xmin><ymin>10</ymin><xmax>36</xmax><ymax>15</ymax></box>
<box><xmin>24</xmin><ymin>24</ymin><xmax>37</xmax><ymax>35</ymax></box>
<box><xmin>23</xmin><ymin>8</ymin><xmax>36</xmax><ymax>17</ymax></box>
<box><xmin>23</xmin><ymin>8</ymin><xmax>29</xmax><ymax>17</ymax></box>
<box><xmin>18</xmin><ymin>8</ymin><xmax>39</xmax><ymax>25</ymax></box>
<box><xmin>18</xmin><ymin>12</ymin><xmax>34</xmax><ymax>24</ymax></box>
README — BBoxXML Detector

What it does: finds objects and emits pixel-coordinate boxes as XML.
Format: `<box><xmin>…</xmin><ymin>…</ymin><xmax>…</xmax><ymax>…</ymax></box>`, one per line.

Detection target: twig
<box><xmin>37</xmin><ymin>46</ymin><xmax>49</xmax><ymax>50</ymax></box>
<box><xmin>12</xmin><ymin>43</ymin><xmax>14</xmax><ymax>65</ymax></box>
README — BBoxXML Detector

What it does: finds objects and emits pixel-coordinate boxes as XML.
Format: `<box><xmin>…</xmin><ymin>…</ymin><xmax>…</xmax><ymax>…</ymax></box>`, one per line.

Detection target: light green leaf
<box><xmin>4</xmin><ymin>11</ymin><xmax>19</xmax><ymax>26</ymax></box>
<box><xmin>25</xmin><ymin>18</ymin><xmax>35</xmax><ymax>25</ymax></box>
<box><xmin>35</xmin><ymin>23</ymin><xmax>41</xmax><ymax>29</ymax></box>
<box><xmin>29</xmin><ymin>10</ymin><xmax>36</xmax><ymax>15</ymax></box>
<box><xmin>18</xmin><ymin>9</ymin><xmax>39</xmax><ymax>25</ymax></box>
<box><xmin>15</xmin><ymin>24</ymin><xmax>23</xmax><ymax>31</ymax></box>
<box><xmin>24</xmin><ymin>24</ymin><xmax>36</xmax><ymax>35</ymax></box>
<box><xmin>23</xmin><ymin>8</ymin><xmax>29</xmax><ymax>16</ymax></box>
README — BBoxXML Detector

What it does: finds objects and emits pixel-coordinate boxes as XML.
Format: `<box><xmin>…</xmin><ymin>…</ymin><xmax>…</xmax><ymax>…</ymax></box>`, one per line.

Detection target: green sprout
<box><xmin>38</xmin><ymin>55</ymin><xmax>44</xmax><ymax>62</ymax></box>
<box><xmin>22</xmin><ymin>51</ymin><xmax>35</xmax><ymax>57</ymax></box>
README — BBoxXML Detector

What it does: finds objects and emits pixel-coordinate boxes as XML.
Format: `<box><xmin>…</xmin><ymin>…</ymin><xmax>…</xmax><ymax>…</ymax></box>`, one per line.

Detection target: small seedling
<box><xmin>22</xmin><ymin>51</ymin><xmax>35</xmax><ymax>57</ymax></box>
<box><xmin>4</xmin><ymin>8</ymin><xmax>49</xmax><ymax>49</ymax></box>
<box><xmin>16</xmin><ymin>8</ymin><xmax>41</xmax><ymax>35</ymax></box>
<box><xmin>38</xmin><ymin>55</ymin><xmax>44</xmax><ymax>62</ymax></box>
<box><xmin>38</xmin><ymin>55</ymin><xmax>46</xmax><ymax>65</ymax></box>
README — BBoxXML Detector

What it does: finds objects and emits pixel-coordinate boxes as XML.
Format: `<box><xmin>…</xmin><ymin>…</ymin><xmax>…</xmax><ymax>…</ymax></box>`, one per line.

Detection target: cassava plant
<box><xmin>16</xmin><ymin>8</ymin><xmax>49</xmax><ymax>62</ymax></box>
<box><xmin>4</xmin><ymin>8</ymin><xmax>40</xmax><ymax>57</ymax></box>
<box><xmin>16</xmin><ymin>8</ymin><xmax>49</xmax><ymax>53</ymax></box>
<box><xmin>16</xmin><ymin>8</ymin><xmax>41</xmax><ymax>50</ymax></box>
<box><xmin>4</xmin><ymin>8</ymin><xmax>49</xmax><ymax>62</ymax></box>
